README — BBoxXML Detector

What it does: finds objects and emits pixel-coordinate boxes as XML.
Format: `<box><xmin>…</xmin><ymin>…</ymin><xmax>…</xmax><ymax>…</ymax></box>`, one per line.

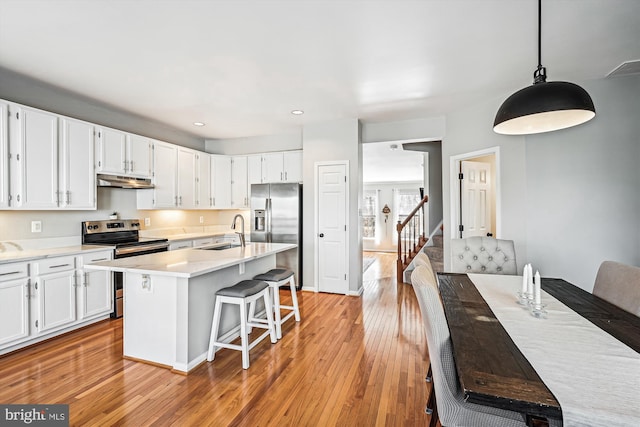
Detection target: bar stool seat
<box><xmin>207</xmin><ymin>280</ymin><xmax>276</xmax><ymax>369</ymax></box>
<box><xmin>253</xmin><ymin>268</ymin><xmax>301</xmax><ymax>340</ymax></box>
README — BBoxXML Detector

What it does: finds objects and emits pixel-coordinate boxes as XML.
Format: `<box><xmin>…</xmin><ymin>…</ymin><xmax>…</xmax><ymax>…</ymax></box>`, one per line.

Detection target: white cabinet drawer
<box><xmin>169</xmin><ymin>241</ymin><xmax>193</xmax><ymax>251</ymax></box>
<box><xmin>0</xmin><ymin>263</ymin><xmax>29</xmax><ymax>281</ymax></box>
<box><xmin>193</xmin><ymin>237</ymin><xmax>215</xmax><ymax>247</ymax></box>
<box><xmin>81</xmin><ymin>250</ymin><xmax>112</xmax><ymax>265</ymax></box>
<box><xmin>34</xmin><ymin>256</ymin><xmax>76</xmax><ymax>274</ymax></box>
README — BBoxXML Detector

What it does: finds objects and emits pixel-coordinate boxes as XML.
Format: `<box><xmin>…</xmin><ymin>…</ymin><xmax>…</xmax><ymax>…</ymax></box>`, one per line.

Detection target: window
<box><xmin>362</xmin><ymin>190</ymin><xmax>378</xmax><ymax>239</ymax></box>
<box><xmin>394</xmin><ymin>188</ymin><xmax>422</xmax><ymax>223</ymax></box>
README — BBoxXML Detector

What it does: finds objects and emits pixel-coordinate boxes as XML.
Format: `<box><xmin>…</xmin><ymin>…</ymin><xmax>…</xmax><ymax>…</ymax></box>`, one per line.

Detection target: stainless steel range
<box><xmin>81</xmin><ymin>219</ymin><xmax>169</xmax><ymax>318</ymax></box>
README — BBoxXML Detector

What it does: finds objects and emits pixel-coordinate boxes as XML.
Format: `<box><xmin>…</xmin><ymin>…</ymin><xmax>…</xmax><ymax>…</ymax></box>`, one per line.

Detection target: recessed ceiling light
<box><xmin>193</xmin><ymin>122</ymin><xmax>205</xmax><ymax>127</ymax></box>
<box><xmin>291</xmin><ymin>110</ymin><xmax>304</xmax><ymax>115</ymax></box>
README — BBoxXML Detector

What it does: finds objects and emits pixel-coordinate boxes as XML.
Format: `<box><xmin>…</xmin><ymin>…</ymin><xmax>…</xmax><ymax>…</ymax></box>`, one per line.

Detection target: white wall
<box><xmin>443</xmin><ymin>75</ymin><xmax>640</xmax><ymax>291</ymax></box>
<box><xmin>205</xmin><ymin>130</ymin><xmax>302</xmax><ymax>155</ymax></box>
<box><xmin>302</xmin><ymin>119</ymin><xmax>362</xmax><ymax>294</ymax></box>
<box><xmin>362</xmin><ymin>116</ymin><xmax>445</xmax><ymax>143</ymax></box>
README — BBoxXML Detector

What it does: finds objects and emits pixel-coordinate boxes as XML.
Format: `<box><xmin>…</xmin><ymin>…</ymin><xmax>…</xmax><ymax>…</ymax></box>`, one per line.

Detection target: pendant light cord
<box><xmin>534</xmin><ymin>0</ymin><xmax>546</xmax><ymax>84</ymax></box>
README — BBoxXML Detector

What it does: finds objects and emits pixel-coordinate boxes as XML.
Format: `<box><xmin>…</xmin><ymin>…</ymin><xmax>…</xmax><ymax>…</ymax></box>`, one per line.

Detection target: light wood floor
<box><xmin>0</xmin><ymin>252</ymin><xmax>434</xmax><ymax>426</ymax></box>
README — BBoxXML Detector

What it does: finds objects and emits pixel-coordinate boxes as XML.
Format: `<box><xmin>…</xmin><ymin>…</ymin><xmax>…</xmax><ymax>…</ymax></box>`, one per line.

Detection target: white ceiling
<box><xmin>363</xmin><ymin>141</ymin><xmax>424</xmax><ymax>183</ymax></box>
<box><xmin>1</xmin><ymin>0</ymin><xmax>639</xmax><ymax>140</ymax></box>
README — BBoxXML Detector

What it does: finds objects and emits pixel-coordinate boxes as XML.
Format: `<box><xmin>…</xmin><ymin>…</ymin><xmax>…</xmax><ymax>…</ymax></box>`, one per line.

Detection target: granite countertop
<box><xmin>84</xmin><ymin>242</ymin><xmax>295</xmax><ymax>278</ymax></box>
<box><xmin>0</xmin><ymin>244</ymin><xmax>115</xmax><ymax>264</ymax></box>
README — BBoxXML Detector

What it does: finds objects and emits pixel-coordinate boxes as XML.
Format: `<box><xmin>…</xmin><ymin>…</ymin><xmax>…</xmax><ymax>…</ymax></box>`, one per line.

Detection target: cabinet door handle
<box><xmin>0</xmin><ymin>271</ymin><xmax>22</xmax><ymax>276</ymax></box>
<box><xmin>49</xmin><ymin>263</ymin><xmax>71</xmax><ymax>269</ymax></box>
<box><xmin>281</xmin><ymin>172</ymin><xmax>283</xmax><ymax>181</ymax></box>
<box><xmin>179</xmin><ymin>196</ymin><xmax>183</xmax><ymax>205</ymax></box>
<box><xmin>90</xmin><ymin>258</ymin><xmax>108</xmax><ymax>262</ymax></box>
<box><xmin>66</xmin><ymin>191</ymin><xmax>71</xmax><ymax>205</ymax></box>
<box><xmin>285</xmin><ymin>171</ymin><xmax>288</xmax><ymax>181</ymax></box>
<box><xmin>129</xmin><ymin>160</ymin><xmax>134</xmax><ymax>172</ymax></box>
<box><xmin>123</xmin><ymin>160</ymin><xmax>128</xmax><ymax>172</ymax></box>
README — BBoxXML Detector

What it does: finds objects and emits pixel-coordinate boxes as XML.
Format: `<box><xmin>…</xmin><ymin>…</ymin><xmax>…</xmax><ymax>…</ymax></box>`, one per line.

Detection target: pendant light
<box><xmin>493</xmin><ymin>0</ymin><xmax>595</xmax><ymax>135</ymax></box>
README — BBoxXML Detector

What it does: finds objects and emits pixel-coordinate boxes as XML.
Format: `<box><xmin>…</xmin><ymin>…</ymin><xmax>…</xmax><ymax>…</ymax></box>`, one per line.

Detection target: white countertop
<box><xmin>85</xmin><ymin>242</ymin><xmax>296</xmax><ymax>278</ymax></box>
<box><xmin>0</xmin><ymin>244</ymin><xmax>115</xmax><ymax>264</ymax></box>
<box><xmin>140</xmin><ymin>225</ymin><xmax>248</xmax><ymax>243</ymax></box>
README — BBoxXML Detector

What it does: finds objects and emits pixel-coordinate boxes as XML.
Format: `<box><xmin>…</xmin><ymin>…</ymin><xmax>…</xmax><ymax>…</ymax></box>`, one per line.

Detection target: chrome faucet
<box><xmin>231</xmin><ymin>214</ymin><xmax>246</xmax><ymax>247</ymax></box>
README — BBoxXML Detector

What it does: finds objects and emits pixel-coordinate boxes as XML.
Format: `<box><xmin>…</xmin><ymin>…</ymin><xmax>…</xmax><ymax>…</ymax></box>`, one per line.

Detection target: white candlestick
<box><xmin>534</xmin><ymin>270</ymin><xmax>541</xmax><ymax>304</ymax></box>
<box><xmin>521</xmin><ymin>267</ymin><xmax>528</xmax><ymax>293</ymax></box>
<box><xmin>527</xmin><ymin>264</ymin><xmax>534</xmax><ymax>297</ymax></box>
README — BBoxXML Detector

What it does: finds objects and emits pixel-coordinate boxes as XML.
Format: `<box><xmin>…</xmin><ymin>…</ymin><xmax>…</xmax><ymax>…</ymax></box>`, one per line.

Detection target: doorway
<box><xmin>450</xmin><ymin>147</ymin><xmax>500</xmax><ymax>240</ymax></box>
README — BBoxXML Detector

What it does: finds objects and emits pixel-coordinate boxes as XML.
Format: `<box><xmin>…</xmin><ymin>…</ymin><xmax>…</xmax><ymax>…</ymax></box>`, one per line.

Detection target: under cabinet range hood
<box><xmin>97</xmin><ymin>174</ymin><xmax>154</xmax><ymax>189</ymax></box>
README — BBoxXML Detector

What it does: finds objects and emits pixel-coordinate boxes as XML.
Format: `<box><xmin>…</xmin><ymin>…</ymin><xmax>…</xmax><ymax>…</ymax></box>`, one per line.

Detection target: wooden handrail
<box><xmin>396</xmin><ymin>195</ymin><xmax>429</xmax><ymax>283</ymax></box>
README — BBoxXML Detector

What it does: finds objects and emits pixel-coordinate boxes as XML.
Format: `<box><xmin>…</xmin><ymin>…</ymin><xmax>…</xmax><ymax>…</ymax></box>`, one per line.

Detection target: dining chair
<box><xmin>410</xmin><ymin>265</ymin><xmax>528</xmax><ymax>426</ymax></box>
<box><xmin>450</xmin><ymin>236</ymin><xmax>517</xmax><ymax>275</ymax></box>
<box><xmin>413</xmin><ymin>251</ymin><xmax>437</xmax><ymax>284</ymax></box>
<box><xmin>593</xmin><ymin>260</ymin><xmax>640</xmax><ymax>316</ymax></box>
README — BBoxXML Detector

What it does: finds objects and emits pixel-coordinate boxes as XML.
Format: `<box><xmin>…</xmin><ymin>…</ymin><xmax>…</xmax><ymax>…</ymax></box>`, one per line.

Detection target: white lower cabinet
<box><xmin>35</xmin><ymin>269</ymin><xmax>77</xmax><ymax>334</ymax></box>
<box><xmin>0</xmin><ymin>251</ymin><xmax>113</xmax><ymax>355</ymax></box>
<box><xmin>80</xmin><ymin>251</ymin><xmax>113</xmax><ymax>319</ymax></box>
<box><xmin>33</xmin><ymin>256</ymin><xmax>77</xmax><ymax>334</ymax></box>
<box><xmin>0</xmin><ymin>262</ymin><xmax>30</xmax><ymax>347</ymax></box>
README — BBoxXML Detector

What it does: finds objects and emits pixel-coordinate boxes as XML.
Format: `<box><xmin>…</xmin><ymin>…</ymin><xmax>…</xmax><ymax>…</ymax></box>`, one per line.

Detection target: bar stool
<box><xmin>207</xmin><ymin>280</ymin><xmax>277</xmax><ymax>369</ymax></box>
<box><xmin>253</xmin><ymin>269</ymin><xmax>300</xmax><ymax>340</ymax></box>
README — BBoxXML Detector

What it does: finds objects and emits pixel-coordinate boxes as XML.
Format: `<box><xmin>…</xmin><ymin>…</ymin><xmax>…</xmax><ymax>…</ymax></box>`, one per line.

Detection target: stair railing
<box><xmin>396</xmin><ymin>195</ymin><xmax>429</xmax><ymax>283</ymax></box>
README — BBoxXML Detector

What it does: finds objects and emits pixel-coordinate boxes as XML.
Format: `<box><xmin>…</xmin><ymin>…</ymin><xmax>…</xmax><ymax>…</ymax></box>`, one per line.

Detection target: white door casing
<box><xmin>461</xmin><ymin>160</ymin><xmax>492</xmax><ymax>238</ymax></box>
<box><xmin>316</xmin><ymin>162</ymin><xmax>349</xmax><ymax>294</ymax></box>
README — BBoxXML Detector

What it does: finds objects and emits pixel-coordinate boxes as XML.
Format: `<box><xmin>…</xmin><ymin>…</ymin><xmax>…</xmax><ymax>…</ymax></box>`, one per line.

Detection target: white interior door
<box><xmin>461</xmin><ymin>160</ymin><xmax>492</xmax><ymax>238</ymax></box>
<box><xmin>317</xmin><ymin>163</ymin><xmax>348</xmax><ymax>294</ymax></box>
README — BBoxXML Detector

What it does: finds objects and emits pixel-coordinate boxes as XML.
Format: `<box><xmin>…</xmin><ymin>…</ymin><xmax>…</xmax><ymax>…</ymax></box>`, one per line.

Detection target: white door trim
<box><xmin>314</xmin><ymin>160</ymin><xmax>350</xmax><ymax>294</ymax></box>
<box><xmin>450</xmin><ymin>146</ymin><xmax>501</xmax><ymax>240</ymax></box>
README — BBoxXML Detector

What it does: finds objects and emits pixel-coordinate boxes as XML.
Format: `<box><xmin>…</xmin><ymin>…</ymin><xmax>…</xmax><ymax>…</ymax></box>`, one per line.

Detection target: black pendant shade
<box><xmin>493</xmin><ymin>0</ymin><xmax>596</xmax><ymax>135</ymax></box>
<box><xmin>493</xmin><ymin>80</ymin><xmax>596</xmax><ymax>135</ymax></box>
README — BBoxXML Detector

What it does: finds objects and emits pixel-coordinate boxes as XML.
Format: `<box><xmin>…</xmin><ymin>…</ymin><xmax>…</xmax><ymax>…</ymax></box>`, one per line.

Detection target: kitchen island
<box><xmin>85</xmin><ymin>242</ymin><xmax>296</xmax><ymax>373</ymax></box>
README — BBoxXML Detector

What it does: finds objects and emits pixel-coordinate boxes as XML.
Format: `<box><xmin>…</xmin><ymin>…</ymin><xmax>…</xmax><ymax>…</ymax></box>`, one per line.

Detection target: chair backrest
<box><xmin>593</xmin><ymin>261</ymin><xmax>640</xmax><ymax>316</ymax></box>
<box><xmin>450</xmin><ymin>237</ymin><xmax>516</xmax><ymax>275</ymax></box>
<box><xmin>411</xmin><ymin>265</ymin><xmax>462</xmax><ymax>424</ymax></box>
<box><xmin>413</xmin><ymin>252</ymin><xmax>437</xmax><ymax>284</ymax></box>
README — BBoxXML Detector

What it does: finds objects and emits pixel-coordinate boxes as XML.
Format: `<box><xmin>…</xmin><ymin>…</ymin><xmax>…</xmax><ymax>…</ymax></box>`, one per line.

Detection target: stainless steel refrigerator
<box><xmin>250</xmin><ymin>183</ymin><xmax>302</xmax><ymax>288</ymax></box>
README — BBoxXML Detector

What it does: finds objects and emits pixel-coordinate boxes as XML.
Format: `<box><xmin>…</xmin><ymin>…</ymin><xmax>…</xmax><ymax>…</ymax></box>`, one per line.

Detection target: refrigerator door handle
<box><xmin>266</xmin><ymin>198</ymin><xmax>272</xmax><ymax>243</ymax></box>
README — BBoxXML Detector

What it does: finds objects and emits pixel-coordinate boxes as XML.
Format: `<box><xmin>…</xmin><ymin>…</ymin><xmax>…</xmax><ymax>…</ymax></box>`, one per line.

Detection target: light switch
<box><xmin>144</xmin><ymin>218</ymin><xmax>151</xmax><ymax>227</ymax></box>
<box><xmin>31</xmin><ymin>221</ymin><xmax>42</xmax><ymax>233</ymax></box>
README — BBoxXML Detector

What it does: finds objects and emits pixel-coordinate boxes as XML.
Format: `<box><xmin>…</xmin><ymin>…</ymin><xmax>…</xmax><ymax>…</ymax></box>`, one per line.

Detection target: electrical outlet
<box><xmin>144</xmin><ymin>218</ymin><xmax>151</xmax><ymax>227</ymax></box>
<box><xmin>31</xmin><ymin>221</ymin><xmax>42</xmax><ymax>233</ymax></box>
<box><xmin>199</xmin><ymin>216</ymin><xmax>204</xmax><ymax>224</ymax></box>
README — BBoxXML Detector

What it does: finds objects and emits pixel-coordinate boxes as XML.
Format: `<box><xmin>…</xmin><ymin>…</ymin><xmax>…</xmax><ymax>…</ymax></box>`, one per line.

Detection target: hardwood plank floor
<box><xmin>0</xmin><ymin>252</ymin><xmax>434</xmax><ymax>426</ymax></box>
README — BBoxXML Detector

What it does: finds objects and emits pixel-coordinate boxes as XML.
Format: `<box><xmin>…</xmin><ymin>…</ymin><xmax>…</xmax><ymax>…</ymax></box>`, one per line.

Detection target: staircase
<box><xmin>396</xmin><ymin>196</ymin><xmax>429</xmax><ymax>283</ymax></box>
<box><xmin>403</xmin><ymin>227</ymin><xmax>443</xmax><ymax>283</ymax></box>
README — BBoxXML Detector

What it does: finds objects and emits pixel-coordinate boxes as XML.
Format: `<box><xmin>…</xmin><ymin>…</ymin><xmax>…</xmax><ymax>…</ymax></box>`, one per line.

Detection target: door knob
<box><xmin>319</xmin><ymin>233</ymin><xmax>324</xmax><ymax>238</ymax></box>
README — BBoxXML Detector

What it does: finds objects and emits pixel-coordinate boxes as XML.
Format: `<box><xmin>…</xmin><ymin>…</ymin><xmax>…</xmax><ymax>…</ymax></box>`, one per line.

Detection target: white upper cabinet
<box><xmin>247</xmin><ymin>154</ymin><xmax>264</xmax><ymax>185</ymax></box>
<box><xmin>97</xmin><ymin>127</ymin><xmax>151</xmax><ymax>178</ymax></box>
<box><xmin>231</xmin><ymin>156</ymin><xmax>249</xmax><ymax>208</ymax></box>
<box><xmin>7</xmin><ymin>103</ymin><xmax>95</xmax><ymax>210</ymax></box>
<box><xmin>196</xmin><ymin>152</ymin><xmax>211</xmax><ymax>208</ymax></box>
<box><xmin>210</xmin><ymin>155</ymin><xmax>232</xmax><ymax>209</ymax></box>
<box><xmin>10</xmin><ymin>105</ymin><xmax>59</xmax><ymax>209</ymax></box>
<box><xmin>59</xmin><ymin>118</ymin><xmax>96</xmax><ymax>209</ymax></box>
<box><xmin>96</xmin><ymin>127</ymin><xmax>126</xmax><ymax>174</ymax></box>
<box><xmin>176</xmin><ymin>147</ymin><xmax>197</xmax><ymax>209</ymax></box>
<box><xmin>259</xmin><ymin>151</ymin><xmax>303</xmax><ymax>184</ymax></box>
<box><xmin>140</xmin><ymin>140</ymin><xmax>177</xmax><ymax>208</ymax></box>
<box><xmin>137</xmin><ymin>142</ymin><xmax>198</xmax><ymax>209</ymax></box>
<box><xmin>283</xmin><ymin>150</ymin><xmax>303</xmax><ymax>183</ymax></box>
<box><xmin>0</xmin><ymin>101</ymin><xmax>8</xmax><ymax>208</ymax></box>
<box><xmin>127</xmin><ymin>133</ymin><xmax>152</xmax><ymax>177</ymax></box>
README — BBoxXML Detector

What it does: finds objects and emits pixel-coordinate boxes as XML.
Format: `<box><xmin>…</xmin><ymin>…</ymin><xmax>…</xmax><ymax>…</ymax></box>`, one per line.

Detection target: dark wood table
<box><xmin>437</xmin><ymin>273</ymin><xmax>640</xmax><ymax>423</ymax></box>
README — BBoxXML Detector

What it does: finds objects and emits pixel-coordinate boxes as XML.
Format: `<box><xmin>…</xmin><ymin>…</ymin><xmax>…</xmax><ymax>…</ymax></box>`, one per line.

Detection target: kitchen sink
<box><xmin>198</xmin><ymin>243</ymin><xmax>246</xmax><ymax>251</ymax></box>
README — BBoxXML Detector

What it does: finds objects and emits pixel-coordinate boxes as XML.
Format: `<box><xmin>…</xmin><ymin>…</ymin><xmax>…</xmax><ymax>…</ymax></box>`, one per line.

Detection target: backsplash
<box><xmin>0</xmin><ymin>187</ymin><xmax>248</xmax><ymax>241</ymax></box>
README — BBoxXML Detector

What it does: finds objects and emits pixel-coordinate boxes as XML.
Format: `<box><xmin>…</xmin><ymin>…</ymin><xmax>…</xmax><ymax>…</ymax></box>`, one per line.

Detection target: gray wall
<box><xmin>524</xmin><ymin>76</ymin><xmax>640</xmax><ymax>291</ymax></box>
<box><xmin>443</xmin><ymin>75</ymin><xmax>640</xmax><ymax>291</ymax></box>
<box><xmin>0</xmin><ymin>66</ymin><xmax>204</xmax><ymax>150</ymax></box>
